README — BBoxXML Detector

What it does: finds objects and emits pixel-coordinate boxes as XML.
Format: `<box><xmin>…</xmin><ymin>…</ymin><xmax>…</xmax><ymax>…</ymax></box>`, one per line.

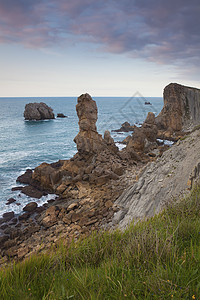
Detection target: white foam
<box><xmin>115</xmin><ymin>143</ymin><xmax>126</xmax><ymax>151</ymax></box>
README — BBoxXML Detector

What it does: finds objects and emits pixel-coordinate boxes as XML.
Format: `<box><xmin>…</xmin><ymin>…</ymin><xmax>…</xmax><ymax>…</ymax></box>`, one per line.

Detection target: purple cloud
<box><xmin>0</xmin><ymin>0</ymin><xmax>199</xmax><ymax>71</ymax></box>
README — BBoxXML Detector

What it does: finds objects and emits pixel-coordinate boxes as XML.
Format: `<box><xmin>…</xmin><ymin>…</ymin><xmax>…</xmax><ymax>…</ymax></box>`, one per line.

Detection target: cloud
<box><xmin>0</xmin><ymin>0</ymin><xmax>199</xmax><ymax>73</ymax></box>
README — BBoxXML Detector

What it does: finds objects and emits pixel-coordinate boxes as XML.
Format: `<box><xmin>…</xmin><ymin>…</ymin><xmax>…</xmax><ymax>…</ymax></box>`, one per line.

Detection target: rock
<box><xmin>67</xmin><ymin>202</ymin><xmax>78</xmax><ymax>211</ymax></box>
<box><xmin>104</xmin><ymin>131</ymin><xmax>119</xmax><ymax>153</ymax></box>
<box><xmin>6</xmin><ymin>198</ymin><xmax>16</xmax><ymax>205</ymax></box>
<box><xmin>23</xmin><ymin>202</ymin><xmax>38</xmax><ymax>212</ymax></box>
<box><xmin>113</xmin><ymin>122</ymin><xmax>135</xmax><ymax>132</ymax></box>
<box><xmin>18</xmin><ymin>247</ymin><xmax>29</xmax><ymax>259</ymax></box>
<box><xmin>3</xmin><ymin>211</ymin><xmax>14</xmax><ymax>221</ymax></box>
<box><xmin>42</xmin><ymin>206</ymin><xmax>59</xmax><ymax>228</ymax></box>
<box><xmin>21</xmin><ymin>186</ymin><xmax>44</xmax><ymax>199</ymax></box>
<box><xmin>24</xmin><ymin>102</ymin><xmax>55</xmax><ymax>120</ymax></box>
<box><xmin>11</xmin><ymin>186</ymin><xmax>23</xmax><ymax>191</ymax></box>
<box><xmin>57</xmin><ymin>113</ymin><xmax>67</xmax><ymax>118</ymax></box>
<box><xmin>16</xmin><ymin>169</ymin><xmax>32</xmax><ymax>184</ymax></box>
<box><xmin>112</xmin><ymin>127</ymin><xmax>200</xmax><ymax>229</ymax></box>
<box><xmin>156</xmin><ymin>83</ymin><xmax>200</xmax><ymax>133</ymax></box>
<box><xmin>18</xmin><ymin>212</ymin><xmax>31</xmax><ymax>221</ymax></box>
<box><xmin>0</xmin><ymin>235</ymin><xmax>9</xmax><ymax>247</ymax></box>
<box><xmin>74</xmin><ymin>93</ymin><xmax>107</xmax><ymax>155</ymax></box>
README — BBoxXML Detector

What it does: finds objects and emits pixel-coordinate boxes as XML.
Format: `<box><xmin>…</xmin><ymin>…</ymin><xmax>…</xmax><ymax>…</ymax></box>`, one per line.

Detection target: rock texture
<box><xmin>112</xmin><ymin>127</ymin><xmax>200</xmax><ymax>229</ymax></box>
<box><xmin>74</xmin><ymin>93</ymin><xmax>109</xmax><ymax>155</ymax></box>
<box><xmin>24</xmin><ymin>102</ymin><xmax>55</xmax><ymax>120</ymax></box>
<box><xmin>156</xmin><ymin>83</ymin><xmax>200</xmax><ymax>133</ymax></box>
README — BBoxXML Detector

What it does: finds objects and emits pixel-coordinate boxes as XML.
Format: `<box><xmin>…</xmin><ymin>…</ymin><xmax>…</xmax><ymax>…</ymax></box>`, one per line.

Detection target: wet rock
<box><xmin>6</xmin><ymin>198</ymin><xmax>16</xmax><ymax>205</ymax></box>
<box><xmin>23</xmin><ymin>202</ymin><xmax>38</xmax><ymax>212</ymax></box>
<box><xmin>24</xmin><ymin>102</ymin><xmax>55</xmax><ymax>120</ymax></box>
<box><xmin>3</xmin><ymin>211</ymin><xmax>15</xmax><ymax>221</ymax></box>
<box><xmin>16</xmin><ymin>169</ymin><xmax>32</xmax><ymax>184</ymax></box>
<box><xmin>57</xmin><ymin>113</ymin><xmax>67</xmax><ymax>118</ymax></box>
<box><xmin>21</xmin><ymin>186</ymin><xmax>44</xmax><ymax>199</ymax></box>
<box><xmin>18</xmin><ymin>212</ymin><xmax>31</xmax><ymax>221</ymax></box>
<box><xmin>11</xmin><ymin>186</ymin><xmax>23</xmax><ymax>191</ymax></box>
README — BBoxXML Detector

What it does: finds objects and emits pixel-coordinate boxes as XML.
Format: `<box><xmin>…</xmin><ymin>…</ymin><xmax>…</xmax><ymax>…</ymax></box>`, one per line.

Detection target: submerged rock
<box><xmin>24</xmin><ymin>102</ymin><xmax>55</xmax><ymax>120</ymax></box>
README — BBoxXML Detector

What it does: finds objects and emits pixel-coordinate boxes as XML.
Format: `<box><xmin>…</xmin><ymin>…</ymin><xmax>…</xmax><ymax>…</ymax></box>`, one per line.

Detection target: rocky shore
<box><xmin>1</xmin><ymin>83</ymin><xmax>200</xmax><ymax>267</ymax></box>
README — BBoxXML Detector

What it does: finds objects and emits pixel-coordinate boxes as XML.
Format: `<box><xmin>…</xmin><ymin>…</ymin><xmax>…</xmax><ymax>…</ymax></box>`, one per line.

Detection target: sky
<box><xmin>0</xmin><ymin>0</ymin><xmax>200</xmax><ymax>97</ymax></box>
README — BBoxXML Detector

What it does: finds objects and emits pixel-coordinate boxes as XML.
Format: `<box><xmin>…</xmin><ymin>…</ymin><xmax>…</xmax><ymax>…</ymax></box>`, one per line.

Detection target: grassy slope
<box><xmin>1</xmin><ymin>185</ymin><xmax>200</xmax><ymax>300</ymax></box>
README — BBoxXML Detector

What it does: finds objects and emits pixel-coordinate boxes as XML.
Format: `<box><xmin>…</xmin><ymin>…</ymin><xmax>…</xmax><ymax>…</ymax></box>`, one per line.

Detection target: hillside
<box><xmin>0</xmin><ymin>184</ymin><xmax>200</xmax><ymax>299</ymax></box>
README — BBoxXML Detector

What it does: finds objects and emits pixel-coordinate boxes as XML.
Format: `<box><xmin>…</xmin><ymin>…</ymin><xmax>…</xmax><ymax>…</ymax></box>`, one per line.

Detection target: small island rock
<box><xmin>57</xmin><ymin>113</ymin><xmax>67</xmax><ymax>118</ymax></box>
<box><xmin>24</xmin><ymin>102</ymin><xmax>55</xmax><ymax>120</ymax></box>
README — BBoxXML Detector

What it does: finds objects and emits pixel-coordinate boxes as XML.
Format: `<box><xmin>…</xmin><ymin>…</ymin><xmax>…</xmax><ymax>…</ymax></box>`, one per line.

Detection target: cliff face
<box><xmin>156</xmin><ymin>83</ymin><xmax>200</xmax><ymax>132</ymax></box>
<box><xmin>112</xmin><ymin>127</ymin><xmax>200</xmax><ymax>229</ymax></box>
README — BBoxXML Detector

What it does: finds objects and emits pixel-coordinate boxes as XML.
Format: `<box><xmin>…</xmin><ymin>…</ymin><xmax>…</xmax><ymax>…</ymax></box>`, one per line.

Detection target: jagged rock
<box><xmin>74</xmin><ymin>93</ymin><xmax>107</xmax><ymax>155</ymax></box>
<box><xmin>112</xmin><ymin>122</ymin><xmax>135</xmax><ymax>132</ymax></box>
<box><xmin>156</xmin><ymin>83</ymin><xmax>200</xmax><ymax>132</ymax></box>
<box><xmin>125</xmin><ymin>112</ymin><xmax>158</xmax><ymax>155</ymax></box>
<box><xmin>16</xmin><ymin>169</ymin><xmax>32</xmax><ymax>184</ymax></box>
<box><xmin>41</xmin><ymin>206</ymin><xmax>59</xmax><ymax>228</ymax></box>
<box><xmin>112</xmin><ymin>127</ymin><xmax>200</xmax><ymax>229</ymax></box>
<box><xmin>24</xmin><ymin>102</ymin><xmax>55</xmax><ymax>120</ymax></box>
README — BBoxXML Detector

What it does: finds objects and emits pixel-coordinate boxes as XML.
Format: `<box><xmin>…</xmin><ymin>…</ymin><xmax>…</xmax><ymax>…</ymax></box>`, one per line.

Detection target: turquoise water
<box><xmin>0</xmin><ymin>96</ymin><xmax>163</xmax><ymax>217</ymax></box>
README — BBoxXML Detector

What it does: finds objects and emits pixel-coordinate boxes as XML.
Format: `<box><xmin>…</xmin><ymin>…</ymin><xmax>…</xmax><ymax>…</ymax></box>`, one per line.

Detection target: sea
<box><xmin>0</xmin><ymin>96</ymin><xmax>163</xmax><ymax>218</ymax></box>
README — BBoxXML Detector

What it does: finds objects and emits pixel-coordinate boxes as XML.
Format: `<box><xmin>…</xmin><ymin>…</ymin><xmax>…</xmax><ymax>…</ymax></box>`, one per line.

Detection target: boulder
<box><xmin>24</xmin><ymin>102</ymin><xmax>55</xmax><ymax>120</ymax></box>
<box><xmin>57</xmin><ymin>113</ymin><xmax>67</xmax><ymax>118</ymax></box>
<box><xmin>16</xmin><ymin>169</ymin><xmax>32</xmax><ymax>184</ymax></box>
<box><xmin>156</xmin><ymin>83</ymin><xmax>200</xmax><ymax>132</ymax></box>
<box><xmin>6</xmin><ymin>198</ymin><xmax>16</xmax><ymax>205</ymax></box>
<box><xmin>23</xmin><ymin>202</ymin><xmax>38</xmax><ymax>212</ymax></box>
<box><xmin>3</xmin><ymin>211</ymin><xmax>15</xmax><ymax>221</ymax></box>
<box><xmin>21</xmin><ymin>186</ymin><xmax>44</xmax><ymax>199</ymax></box>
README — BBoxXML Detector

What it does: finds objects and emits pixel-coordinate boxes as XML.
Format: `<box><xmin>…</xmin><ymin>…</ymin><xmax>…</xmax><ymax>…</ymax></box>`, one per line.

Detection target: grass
<box><xmin>1</xmin><ymin>185</ymin><xmax>200</xmax><ymax>299</ymax></box>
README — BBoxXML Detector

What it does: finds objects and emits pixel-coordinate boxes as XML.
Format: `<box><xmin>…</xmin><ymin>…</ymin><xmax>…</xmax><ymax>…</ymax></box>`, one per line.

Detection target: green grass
<box><xmin>1</xmin><ymin>185</ymin><xmax>200</xmax><ymax>299</ymax></box>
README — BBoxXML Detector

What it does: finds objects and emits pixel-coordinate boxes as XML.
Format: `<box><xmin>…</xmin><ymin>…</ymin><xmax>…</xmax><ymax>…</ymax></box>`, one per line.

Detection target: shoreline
<box><xmin>1</xmin><ymin>83</ymin><xmax>200</xmax><ymax>267</ymax></box>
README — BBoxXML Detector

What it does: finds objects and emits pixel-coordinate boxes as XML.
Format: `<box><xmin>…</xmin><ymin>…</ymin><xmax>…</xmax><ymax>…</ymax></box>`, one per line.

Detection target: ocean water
<box><xmin>0</xmin><ymin>96</ymin><xmax>163</xmax><ymax>218</ymax></box>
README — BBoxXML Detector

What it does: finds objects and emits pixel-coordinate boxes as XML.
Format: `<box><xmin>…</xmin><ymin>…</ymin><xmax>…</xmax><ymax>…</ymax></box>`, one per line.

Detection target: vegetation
<box><xmin>1</xmin><ymin>185</ymin><xmax>200</xmax><ymax>299</ymax></box>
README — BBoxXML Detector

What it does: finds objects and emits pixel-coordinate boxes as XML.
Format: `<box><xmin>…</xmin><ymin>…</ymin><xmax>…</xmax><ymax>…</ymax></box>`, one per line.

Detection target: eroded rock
<box><xmin>24</xmin><ymin>102</ymin><xmax>55</xmax><ymax>120</ymax></box>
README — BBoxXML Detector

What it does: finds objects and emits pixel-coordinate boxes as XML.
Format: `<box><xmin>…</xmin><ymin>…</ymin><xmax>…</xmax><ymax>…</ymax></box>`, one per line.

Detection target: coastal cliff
<box><xmin>156</xmin><ymin>83</ymin><xmax>200</xmax><ymax>133</ymax></box>
<box><xmin>1</xmin><ymin>83</ymin><xmax>200</xmax><ymax>266</ymax></box>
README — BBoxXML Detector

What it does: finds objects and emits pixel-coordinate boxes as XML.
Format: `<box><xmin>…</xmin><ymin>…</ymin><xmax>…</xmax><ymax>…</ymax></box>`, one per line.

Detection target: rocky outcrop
<box><xmin>24</xmin><ymin>102</ymin><xmax>55</xmax><ymax>120</ymax></box>
<box><xmin>156</xmin><ymin>83</ymin><xmax>200</xmax><ymax>134</ymax></box>
<box><xmin>57</xmin><ymin>113</ymin><xmax>67</xmax><ymax>118</ymax></box>
<box><xmin>30</xmin><ymin>93</ymin><xmax>130</xmax><ymax>196</ymax></box>
<box><xmin>74</xmin><ymin>93</ymin><xmax>112</xmax><ymax>155</ymax></box>
<box><xmin>112</xmin><ymin>127</ymin><xmax>200</xmax><ymax>229</ymax></box>
<box><xmin>124</xmin><ymin>112</ymin><xmax>159</xmax><ymax>158</ymax></box>
<box><xmin>112</xmin><ymin>122</ymin><xmax>135</xmax><ymax>132</ymax></box>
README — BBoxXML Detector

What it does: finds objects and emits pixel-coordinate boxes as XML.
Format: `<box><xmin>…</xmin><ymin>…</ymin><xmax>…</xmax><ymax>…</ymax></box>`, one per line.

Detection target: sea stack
<box><xmin>74</xmin><ymin>93</ymin><xmax>117</xmax><ymax>155</ymax></box>
<box><xmin>24</xmin><ymin>102</ymin><xmax>55</xmax><ymax>120</ymax></box>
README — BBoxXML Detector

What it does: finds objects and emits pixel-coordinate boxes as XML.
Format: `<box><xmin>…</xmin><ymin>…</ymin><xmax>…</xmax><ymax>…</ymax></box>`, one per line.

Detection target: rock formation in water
<box><xmin>24</xmin><ymin>102</ymin><xmax>55</xmax><ymax>120</ymax></box>
<box><xmin>156</xmin><ymin>83</ymin><xmax>200</xmax><ymax>135</ymax></box>
<box><xmin>31</xmin><ymin>93</ymin><xmax>127</xmax><ymax>195</ymax></box>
